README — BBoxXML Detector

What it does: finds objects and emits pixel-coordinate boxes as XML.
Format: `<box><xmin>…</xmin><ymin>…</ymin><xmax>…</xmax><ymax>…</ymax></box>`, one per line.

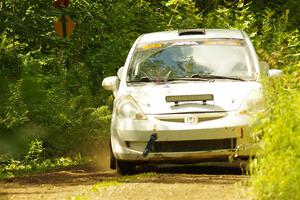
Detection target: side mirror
<box><xmin>102</xmin><ymin>76</ymin><xmax>120</xmax><ymax>96</ymax></box>
<box><xmin>259</xmin><ymin>61</ymin><xmax>270</xmax><ymax>75</ymax></box>
<box><xmin>117</xmin><ymin>67</ymin><xmax>124</xmax><ymax>80</ymax></box>
<box><xmin>268</xmin><ymin>69</ymin><xmax>283</xmax><ymax>78</ymax></box>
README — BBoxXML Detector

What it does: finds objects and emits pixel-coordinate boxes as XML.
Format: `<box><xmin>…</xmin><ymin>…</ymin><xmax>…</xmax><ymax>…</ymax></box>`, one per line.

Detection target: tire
<box><xmin>116</xmin><ymin>159</ymin><xmax>136</xmax><ymax>175</ymax></box>
<box><xmin>109</xmin><ymin>143</ymin><xmax>116</xmax><ymax>169</ymax></box>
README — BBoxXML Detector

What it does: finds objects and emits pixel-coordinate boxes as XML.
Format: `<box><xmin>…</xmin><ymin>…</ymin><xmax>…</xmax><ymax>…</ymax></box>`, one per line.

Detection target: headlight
<box><xmin>116</xmin><ymin>95</ymin><xmax>147</xmax><ymax>120</ymax></box>
<box><xmin>238</xmin><ymin>90</ymin><xmax>264</xmax><ymax>115</ymax></box>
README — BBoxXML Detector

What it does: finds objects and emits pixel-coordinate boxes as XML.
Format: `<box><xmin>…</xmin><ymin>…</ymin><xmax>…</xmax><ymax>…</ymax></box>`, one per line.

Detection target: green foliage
<box><xmin>0</xmin><ymin>0</ymin><xmax>198</xmax><ymax>178</ymax></box>
<box><xmin>201</xmin><ymin>2</ymin><xmax>300</xmax><ymax>199</ymax></box>
<box><xmin>0</xmin><ymin>139</ymin><xmax>83</xmax><ymax>179</ymax></box>
<box><xmin>1</xmin><ymin>0</ymin><xmax>200</xmax><ymax>158</ymax></box>
<box><xmin>1</xmin><ymin>80</ymin><xmax>29</xmax><ymax>129</ymax></box>
<box><xmin>250</xmin><ymin>77</ymin><xmax>300</xmax><ymax>200</ymax></box>
<box><xmin>25</xmin><ymin>139</ymin><xmax>43</xmax><ymax>162</ymax></box>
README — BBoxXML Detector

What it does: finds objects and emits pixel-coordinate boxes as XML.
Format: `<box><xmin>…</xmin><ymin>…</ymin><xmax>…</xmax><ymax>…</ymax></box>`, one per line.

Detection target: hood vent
<box><xmin>178</xmin><ymin>29</ymin><xmax>206</xmax><ymax>36</ymax></box>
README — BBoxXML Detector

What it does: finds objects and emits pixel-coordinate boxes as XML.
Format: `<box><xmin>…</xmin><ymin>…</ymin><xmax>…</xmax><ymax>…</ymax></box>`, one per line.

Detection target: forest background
<box><xmin>0</xmin><ymin>0</ymin><xmax>299</xmax><ymax>199</ymax></box>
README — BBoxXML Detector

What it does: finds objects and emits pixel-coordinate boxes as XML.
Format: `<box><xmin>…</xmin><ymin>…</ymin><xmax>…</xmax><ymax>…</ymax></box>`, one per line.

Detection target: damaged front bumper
<box><xmin>110</xmin><ymin>111</ymin><xmax>257</xmax><ymax>163</ymax></box>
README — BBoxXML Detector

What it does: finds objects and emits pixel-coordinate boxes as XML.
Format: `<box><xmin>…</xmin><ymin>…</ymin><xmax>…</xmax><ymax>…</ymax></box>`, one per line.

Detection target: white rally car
<box><xmin>102</xmin><ymin>29</ymin><xmax>282</xmax><ymax>174</ymax></box>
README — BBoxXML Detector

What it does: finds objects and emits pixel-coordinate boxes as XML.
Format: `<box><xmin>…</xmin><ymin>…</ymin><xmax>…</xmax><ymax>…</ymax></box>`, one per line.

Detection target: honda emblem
<box><xmin>184</xmin><ymin>115</ymin><xmax>198</xmax><ymax>125</ymax></box>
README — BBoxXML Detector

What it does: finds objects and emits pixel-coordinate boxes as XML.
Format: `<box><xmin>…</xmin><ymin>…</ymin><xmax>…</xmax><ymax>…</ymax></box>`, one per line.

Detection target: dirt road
<box><xmin>0</xmin><ymin>164</ymin><xmax>250</xmax><ymax>200</ymax></box>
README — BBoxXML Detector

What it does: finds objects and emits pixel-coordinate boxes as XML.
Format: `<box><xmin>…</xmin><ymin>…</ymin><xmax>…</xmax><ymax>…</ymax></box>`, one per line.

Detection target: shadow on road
<box><xmin>0</xmin><ymin>163</ymin><xmax>247</xmax><ymax>188</ymax></box>
<box><xmin>143</xmin><ymin>163</ymin><xmax>244</xmax><ymax>175</ymax></box>
<box><xmin>0</xmin><ymin>165</ymin><xmax>248</xmax><ymax>200</ymax></box>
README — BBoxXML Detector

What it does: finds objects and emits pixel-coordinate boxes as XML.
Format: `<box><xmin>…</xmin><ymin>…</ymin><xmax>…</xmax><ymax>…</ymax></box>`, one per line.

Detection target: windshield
<box><xmin>127</xmin><ymin>39</ymin><xmax>256</xmax><ymax>82</ymax></box>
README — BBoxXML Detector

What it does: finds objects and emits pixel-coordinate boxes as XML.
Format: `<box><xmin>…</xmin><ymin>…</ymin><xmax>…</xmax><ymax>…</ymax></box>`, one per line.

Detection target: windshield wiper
<box><xmin>166</xmin><ymin>77</ymin><xmax>209</xmax><ymax>81</ymax></box>
<box><xmin>128</xmin><ymin>77</ymin><xmax>171</xmax><ymax>83</ymax></box>
<box><xmin>127</xmin><ymin>77</ymin><xmax>210</xmax><ymax>83</ymax></box>
<box><xmin>127</xmin><ymin>77</ymin><xmax>153</xmax><ymax>83</ymax></box>
<box><xmin>191</xmin><ymin>74</ymin><xmax>247</xmax><ymax>81</ymax></box>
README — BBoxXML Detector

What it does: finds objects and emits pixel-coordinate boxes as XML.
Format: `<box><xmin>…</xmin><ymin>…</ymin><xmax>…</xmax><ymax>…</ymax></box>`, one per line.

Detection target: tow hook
<box><xmin>142</xmin><ymin>133</ymin><xmax>158</xmax><ymax>157</ymax></box>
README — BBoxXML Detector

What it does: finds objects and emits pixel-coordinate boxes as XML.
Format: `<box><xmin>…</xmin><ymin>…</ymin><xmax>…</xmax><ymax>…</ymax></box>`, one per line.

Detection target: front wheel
<box><xmin>109</xmin><ymin>143</ymin><xmax>116</xmax><ymax>169</ymax></box>
<box><xmin>116</xmin><ymin>160</ymin><xmax>136</xmax><ymax>175</ymax></box>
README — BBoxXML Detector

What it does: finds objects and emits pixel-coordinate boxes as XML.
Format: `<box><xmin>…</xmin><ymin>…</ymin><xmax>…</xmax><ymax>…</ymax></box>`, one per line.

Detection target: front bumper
<box><xmin>111</xmin><ymin>111</ymin><xmax>256</xmax><ymax>163</ymax></box>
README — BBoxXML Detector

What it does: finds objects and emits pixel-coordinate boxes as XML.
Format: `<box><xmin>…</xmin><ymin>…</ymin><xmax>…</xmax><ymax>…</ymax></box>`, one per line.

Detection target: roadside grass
<box><xmin>91</xmin><ymin>172</ymin><xmax>157</xmax><ymax>191</ymax></box>
<box><xmin>91</xmin><ymin>180</ymin><xmax>122</xmax><ymax>192</ymax></box>
<box><xmin>250</xmin><ymin>74</ymin><xmax>300</xmax><ymax>200</ymax></box>
<box><xmin>0</xmin><ymin>154</ymin><xmax>86</xmax><ymax>180</ymax></box>
<box><xmin>0</xmin><ymin>139</ymin><xmax>86</xmax><ymax>180</ymax></box>
<box><xmin>73</xmin><ymin>172</ymin><xmax>157</xmax><ymax>199</ymax></box>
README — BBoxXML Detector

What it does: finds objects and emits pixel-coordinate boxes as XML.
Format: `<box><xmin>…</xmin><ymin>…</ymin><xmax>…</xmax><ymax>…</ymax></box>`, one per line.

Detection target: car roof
<box><xmin>139</xmin><ymin>29</ymin><xmax>245</xmax><ymax>44</ymax></box>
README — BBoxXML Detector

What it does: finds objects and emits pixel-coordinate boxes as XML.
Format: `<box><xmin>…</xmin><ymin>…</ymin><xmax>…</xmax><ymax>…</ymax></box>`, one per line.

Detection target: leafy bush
<box><xmin>0</xmin><ymin>139</ymin><xmax>83</xmax><ymax>179</ymax></box>
<box><xmin>250</xmin><ymin>75</ymin><xmax>300</xmax><ymax>200</ymax></box>
<box><xmin>0</xmin><ymin>0</ymin><xmax>200</xmax><ymax>159</ymax></box>
<box><xmin>193</xmin><ymin>2</ymin><xmax>300</xmax><ymax>199</ymax></box>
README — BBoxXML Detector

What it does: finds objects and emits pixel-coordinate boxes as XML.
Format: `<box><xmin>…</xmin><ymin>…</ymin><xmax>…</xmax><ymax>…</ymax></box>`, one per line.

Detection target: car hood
<box><xmin>126</xmin><ymin>81</ymin><xmax>261</xmax><ymax>115</ymax></box>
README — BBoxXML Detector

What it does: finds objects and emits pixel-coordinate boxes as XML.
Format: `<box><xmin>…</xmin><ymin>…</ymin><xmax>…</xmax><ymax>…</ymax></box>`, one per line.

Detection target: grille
<box><xmin>154</xmin><ymin>112</ymin><xmax>227</xmax><ymax>123</ymax></box>
<box><xmin>157</xmin><ymin>116</ymin><xmax>224</xmax><ymax>123</ymax></box>
<box><xmin>152</xmin><ymin>138</ymin><xmax>236</xmax><ymax>152</ymax></box>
